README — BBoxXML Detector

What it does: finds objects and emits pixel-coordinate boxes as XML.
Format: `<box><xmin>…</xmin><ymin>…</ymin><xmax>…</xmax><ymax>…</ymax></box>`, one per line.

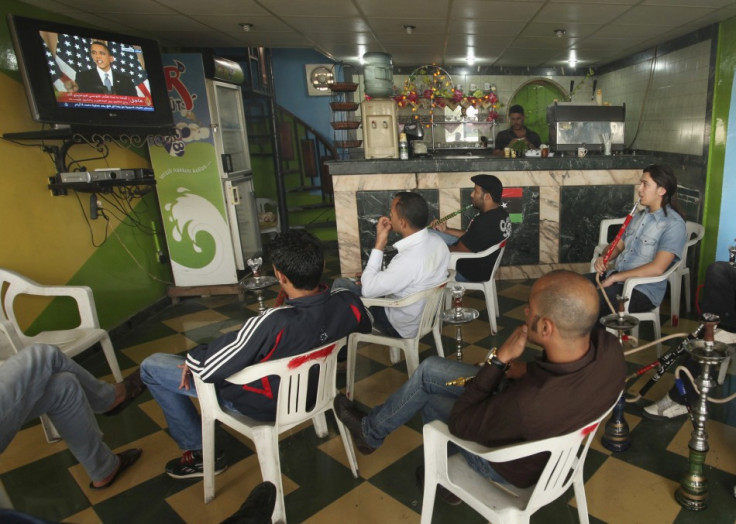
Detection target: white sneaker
<box><xmin>643</xmin><ymin>395</ymin><xmax>688</xmax><ymax>420</ymax></box>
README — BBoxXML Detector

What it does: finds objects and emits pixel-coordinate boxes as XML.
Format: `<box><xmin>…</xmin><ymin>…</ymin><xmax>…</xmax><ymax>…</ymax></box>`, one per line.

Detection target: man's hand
<box><xmin>375</xmin><ymin>216</ymin><xmax>392</xmax><ymax>250</ymax></box>
<box><xmin>496</xmin><ymin>325</ymin><xmax>527</xmax><ymax>364</ymax></box>
<box><xmin>593</xmin><ymin>256</ymin><xmax>609</xmax><ymax>275</ymax></box>
<box><xmin>599</xmin><ymin>273</ymin><xmax>619</xmax><ymax>288</ymax></box>
<box><xmin>178</xmin><ymin>362</ymin><xmax>191</xmax><ymax>391</ymax></box>
<box><xmin>431</xmin><ymin>220</ymin><xmax>448</xmax><ymax>233</ymax></box>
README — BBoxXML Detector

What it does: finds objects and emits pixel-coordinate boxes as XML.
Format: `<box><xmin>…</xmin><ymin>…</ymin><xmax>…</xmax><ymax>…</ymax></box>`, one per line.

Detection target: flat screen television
<box><xmin>7</xmin><ymin>14</ymin><xmax>173</xmax><ymax>131</ymax></box>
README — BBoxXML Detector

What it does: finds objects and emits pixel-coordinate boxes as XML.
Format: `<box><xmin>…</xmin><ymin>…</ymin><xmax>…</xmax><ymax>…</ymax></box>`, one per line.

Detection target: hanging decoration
<box><xmin>378</xmin><ymin>65</ymin><xmax>501</xmax><ymax>123</ymax></box>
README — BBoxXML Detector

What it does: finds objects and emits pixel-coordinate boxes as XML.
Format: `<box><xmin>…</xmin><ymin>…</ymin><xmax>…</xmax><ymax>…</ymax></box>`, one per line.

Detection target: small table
<box><xmin>441</xmin><ymin>307</ymin><xmax>479</xmax><ymax>361</ymax></box>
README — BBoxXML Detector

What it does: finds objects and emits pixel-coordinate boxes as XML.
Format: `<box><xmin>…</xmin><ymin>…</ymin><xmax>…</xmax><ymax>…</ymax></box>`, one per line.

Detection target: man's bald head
<box><xmin>532</xmin><ymin>270</ymin><xmax>599</xmax><ymax>340</ymax></box>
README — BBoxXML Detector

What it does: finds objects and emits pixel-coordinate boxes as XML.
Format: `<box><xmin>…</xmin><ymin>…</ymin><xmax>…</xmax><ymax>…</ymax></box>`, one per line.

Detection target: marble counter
<box><xmin>327</xmin><ymin>155</ymin><xmax>655</xmax><ymax>280</ymax></box>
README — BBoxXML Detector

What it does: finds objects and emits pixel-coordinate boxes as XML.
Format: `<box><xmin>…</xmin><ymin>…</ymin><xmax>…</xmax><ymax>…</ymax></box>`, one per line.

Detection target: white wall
<box><xmin>598</xmin><ymin>41</ymin><xmax>711</xmax><ymax>156</ymax></box>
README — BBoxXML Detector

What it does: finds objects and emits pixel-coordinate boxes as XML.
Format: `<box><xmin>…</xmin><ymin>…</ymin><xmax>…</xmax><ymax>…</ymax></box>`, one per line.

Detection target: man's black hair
<box><xmin>90</xmin><ymin>40</ymin><xmax>112</xmax><ymax>55</ymax></box>
<box><xmin>266</xmin><ymin>229</ymin><xmax>324</xmax><ymax>290</ymax></box>
<box><xmin>509</xmin><ymin>104</ymin><xmax>525</xmax><ymax>115</ymax></box>
<box><xmin>393</xmin><ymin>191</ymin><xmax>429</xmax><ymax>230</ymax></box>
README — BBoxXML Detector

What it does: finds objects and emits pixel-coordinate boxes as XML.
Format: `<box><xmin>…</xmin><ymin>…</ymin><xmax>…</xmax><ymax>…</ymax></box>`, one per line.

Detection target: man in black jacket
<box><xmin>335</xmin><ymin>270</ymin><xmax>625</xmax><ymax>492</ymax></box>
<box><xmin>141</xmin><ymin>230</ymin><xmax>371</xmax><ymax>479</ymax></box>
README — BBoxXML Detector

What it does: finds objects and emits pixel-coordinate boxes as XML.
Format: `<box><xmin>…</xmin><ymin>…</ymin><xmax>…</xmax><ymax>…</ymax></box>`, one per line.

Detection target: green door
<box><xmin>510</xmin><ymin>80</ymin><xmax>567</xmax><ymax>144</ymax></box>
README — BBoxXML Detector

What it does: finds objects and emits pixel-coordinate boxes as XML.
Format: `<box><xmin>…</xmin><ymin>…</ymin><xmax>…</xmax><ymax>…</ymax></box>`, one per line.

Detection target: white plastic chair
<box><xmin>668</xmin><ymin>221</ymin><xmax>704</xmax><ymax>324</ymax></box>
<box><xmin>0</xmin><ymin>269</ymin><xmax>123</xmax><ymax>443</ymax></box>
<box><xmin>447</xmin><ymin>238</ymin><xmax>507</xmax><ymax>334</ymax></box>
<box><xmin>618</xmin><ymin>258</ymin><xmax>683</xmax><ymax>355</ymax></box>
<box><xmin>193</xmin><ymin>337</ymin><xmax>358</xmax><ymax>524</ymax></box>
<box><xmin>346</xmin><ymin>282</ymin><xmax>447</xmax><ymax>400</ymax></box>
<box><xmin>257</xmin><ymin>197</ymin><xmax>281</xmax><ymax>236</ymax></box>
<box><xmin>420</xmin><ymin>394</ymin><xmax>620</xmax><ymax>524</ymax></box>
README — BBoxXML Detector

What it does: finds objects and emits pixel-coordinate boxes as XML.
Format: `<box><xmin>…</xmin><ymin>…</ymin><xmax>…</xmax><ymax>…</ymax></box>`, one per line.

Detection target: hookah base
<box><xmin>675</xmin><ymin>448</ymin><xmax>709</xmax><ymax>511</ymax></box>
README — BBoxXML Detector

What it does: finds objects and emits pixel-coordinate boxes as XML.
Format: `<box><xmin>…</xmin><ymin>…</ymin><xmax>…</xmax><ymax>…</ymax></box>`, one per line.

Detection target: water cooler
<box><xmin>361</xmin><ymin>52</ymin><xmax>398</xmax><ymax>159</ymax></box>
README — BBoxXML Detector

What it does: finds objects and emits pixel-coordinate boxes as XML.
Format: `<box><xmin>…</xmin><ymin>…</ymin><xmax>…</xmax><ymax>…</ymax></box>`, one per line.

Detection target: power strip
<box><xmin>59</xmin><ymin>169</ymin><xmax>136</xmax><ymax>183</ymax></box>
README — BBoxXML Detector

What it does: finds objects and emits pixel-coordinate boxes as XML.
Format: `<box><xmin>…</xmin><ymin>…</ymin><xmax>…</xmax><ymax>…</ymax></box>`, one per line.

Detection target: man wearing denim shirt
<box><xmin>588</xmin><ymin>164</ymin><xmax>687</xmax><ymax>317</ymax></box>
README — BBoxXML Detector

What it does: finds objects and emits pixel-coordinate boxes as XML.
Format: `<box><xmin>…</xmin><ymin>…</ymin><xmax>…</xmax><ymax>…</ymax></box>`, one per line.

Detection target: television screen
<box><xmin>8</xmin><ymin>14</ymin><xmax>173</xmax><ymax>130</ymax></box>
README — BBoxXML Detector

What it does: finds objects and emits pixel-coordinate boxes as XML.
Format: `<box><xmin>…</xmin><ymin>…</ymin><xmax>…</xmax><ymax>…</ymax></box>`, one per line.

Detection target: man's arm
<box><xmin>593</xmin><ymin>240</ymin><xmax>625</xmax><ymax>274</ymax></box>
<box><xmin>186</xmin><ymin>314</ymin><xmax>274</xmax><ymax>383</ymax></box>
<box><xmin>448</xmin><ymin>326</ymin><xmax>528</xmax><ymax>443</ymax></box>
<box><xmin>600</xmin><ymin>250</ymin><xmax>676</xmax><ymax>288</ymax></box>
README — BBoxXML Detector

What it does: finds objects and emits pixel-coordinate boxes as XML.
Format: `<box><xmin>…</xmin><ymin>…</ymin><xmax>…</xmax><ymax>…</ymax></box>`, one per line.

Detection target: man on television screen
<box><xmin>74</xmin><ymin>41</ymin><xmax>137</xmax><ymax>96</ymax></box>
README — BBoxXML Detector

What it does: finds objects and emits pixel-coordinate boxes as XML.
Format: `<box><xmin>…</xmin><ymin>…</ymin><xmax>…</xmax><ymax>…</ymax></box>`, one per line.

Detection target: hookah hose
<box><xmin>596</xmin><ymin>198</ymin><xmax>642</xmax><ymax>315</ymax></box>
<box><xmin>624</xmin><ymin>322</ymin><xmax>704</xmax><ymax>403</ymax></box>
<box><xmin>434</xmin><ymin>204</ymin><xmax>474</xmax><ymax>226</ymax></box>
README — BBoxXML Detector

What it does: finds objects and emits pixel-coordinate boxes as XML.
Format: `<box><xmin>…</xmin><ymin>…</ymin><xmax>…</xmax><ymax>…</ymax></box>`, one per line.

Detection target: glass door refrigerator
<box><xmin>149</xmin><ymin>54</ymin><xmax>261</xmax><ymax>287</ymax></box>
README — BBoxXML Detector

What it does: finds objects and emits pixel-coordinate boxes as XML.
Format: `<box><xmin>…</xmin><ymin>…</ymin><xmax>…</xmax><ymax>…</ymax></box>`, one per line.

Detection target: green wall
<box><xmin>701</xmin><ymin>17</ymin><xmax>736</xmax><ymax>280</ymax></box>
<box><xmin>1</xmin><ymin>0</ymin><xmax>170</xmax><ymax>334</ymax></box>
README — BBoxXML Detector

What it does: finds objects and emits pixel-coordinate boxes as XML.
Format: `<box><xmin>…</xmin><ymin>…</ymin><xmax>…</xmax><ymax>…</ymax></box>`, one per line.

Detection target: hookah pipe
<box><xmin>623</xmin><ymin>322</ymin><xmax>704</xmax><ymax>403</ymax></box>
<box><xmin>433</xmin><ymin>204</ymin><xmax>474</xmax><ymax>226</ymax></box>
<box><xmin>596</xmin><ymin>198</ymin><xmax>641</xmax><ymax>315</ymax></box>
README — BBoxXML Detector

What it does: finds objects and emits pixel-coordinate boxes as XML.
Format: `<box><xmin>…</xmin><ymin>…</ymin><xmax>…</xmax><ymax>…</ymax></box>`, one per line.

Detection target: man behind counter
<box><xmin>493</xmin><ymin>104</ymin><xmax>542</xmax><ymax>156</ymax></box>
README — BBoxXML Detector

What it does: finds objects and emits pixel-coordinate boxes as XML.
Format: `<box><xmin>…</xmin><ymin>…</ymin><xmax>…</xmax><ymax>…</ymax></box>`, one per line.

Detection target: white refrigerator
<box><xmin>149</xmin><ymin>53</ymin><xmax>261</xmax><ymax>287</ymax></box>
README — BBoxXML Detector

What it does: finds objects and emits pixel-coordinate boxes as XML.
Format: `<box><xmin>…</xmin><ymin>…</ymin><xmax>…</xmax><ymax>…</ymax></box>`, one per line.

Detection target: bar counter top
<box><xmin>326</xmin><ymin>153</ymin><xmax>657</xmax><ymax>175</ymax></box>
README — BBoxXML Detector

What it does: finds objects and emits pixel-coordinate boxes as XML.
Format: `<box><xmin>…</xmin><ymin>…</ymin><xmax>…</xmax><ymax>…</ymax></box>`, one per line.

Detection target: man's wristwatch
<box><xmin>485</xmin><ymin>347</ymin><xmax>510</xmax><ymax>372</ymax></box>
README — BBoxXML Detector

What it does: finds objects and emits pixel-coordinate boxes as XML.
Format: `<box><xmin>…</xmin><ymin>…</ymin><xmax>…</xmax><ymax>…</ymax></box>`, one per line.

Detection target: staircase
<box><xmin>245</xmin><ymin>98</ymin><xmax>338</xmax><ymax>242</ymax></box>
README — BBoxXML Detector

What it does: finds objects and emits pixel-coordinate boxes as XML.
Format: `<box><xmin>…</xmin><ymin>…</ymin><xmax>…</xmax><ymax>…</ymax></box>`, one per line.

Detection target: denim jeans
<box><xmin>0</xmin><ymin>344</ymin><xmax>118</xmax><ymax>482</ymax></box>
<box><xmin>140</xmin><ymin>353</ymin><xmax>202</xmax><ymax>450</ymax></box>
<box><xmin>362</xmin><ymin>355</ymin><xmax>507</xmax><ymax>483</ymax></box>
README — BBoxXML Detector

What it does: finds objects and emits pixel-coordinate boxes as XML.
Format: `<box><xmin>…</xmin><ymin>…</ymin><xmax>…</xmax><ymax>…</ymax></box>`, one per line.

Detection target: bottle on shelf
<box><xmin>399</xmin><ymin>132</ymin><xmax>409</xmax><ymax>160</ymax></box>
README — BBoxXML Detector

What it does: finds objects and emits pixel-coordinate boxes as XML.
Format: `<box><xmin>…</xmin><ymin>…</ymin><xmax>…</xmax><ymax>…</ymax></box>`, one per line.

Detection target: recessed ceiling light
<box><xmin>240</xmin><ymin>23</ymin><xmax>253</xmax><ymax>32</ymax></box>
<box><xmin>403</xmin><ymin>25</ymin><xmax>415</xmax><ymax>35</ymax></box>
<box><xmin>554</xmin><ymin>29</ymin><xmax>567</xmax><ymax>38</ymax></box>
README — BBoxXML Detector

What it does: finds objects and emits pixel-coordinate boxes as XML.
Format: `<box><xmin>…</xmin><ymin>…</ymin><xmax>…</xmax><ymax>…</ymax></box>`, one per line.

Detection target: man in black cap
<box><xmin>430</xmin><ymin>174</ymin><xmax>511</xmax><ymax>282</ymax></box>
<box><xmin>493</xmin><ymin>104</ymin><xmax>542</xmax><ymax>156</ymax></box>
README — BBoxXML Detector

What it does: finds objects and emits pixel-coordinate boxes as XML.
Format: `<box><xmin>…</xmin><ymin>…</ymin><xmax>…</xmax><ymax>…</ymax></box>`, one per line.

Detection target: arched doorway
<box><xmin>509</xmin><ymin>79</ymin><xmax>567</xmax><ymax>144</ymax></box>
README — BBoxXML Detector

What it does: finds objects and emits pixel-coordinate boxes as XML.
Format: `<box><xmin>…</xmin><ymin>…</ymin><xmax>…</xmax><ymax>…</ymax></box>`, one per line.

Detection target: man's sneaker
<box><xmin>165</xmin><ymin>450</ymin><xmax>228</xmax><ymax>479</ymax></box>
<box><xmin>642</xmin><ymin>395</ymin><xmax>688</xmax><ymax>420</ymax></box>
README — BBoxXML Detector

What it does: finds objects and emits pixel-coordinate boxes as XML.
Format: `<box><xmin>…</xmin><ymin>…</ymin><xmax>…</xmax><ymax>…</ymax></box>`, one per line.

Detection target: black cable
<box><xmin>74</xmin><ymin>191</ymin><xmax>108</xmax><ymax>247</ymax></box>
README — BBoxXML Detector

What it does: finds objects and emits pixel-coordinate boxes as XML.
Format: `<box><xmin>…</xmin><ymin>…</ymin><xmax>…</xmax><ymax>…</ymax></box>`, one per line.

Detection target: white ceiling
<box><xmin>15</xmin><ymin>0</ymin><xmax>736</xmax><ymax>68</ymax></box>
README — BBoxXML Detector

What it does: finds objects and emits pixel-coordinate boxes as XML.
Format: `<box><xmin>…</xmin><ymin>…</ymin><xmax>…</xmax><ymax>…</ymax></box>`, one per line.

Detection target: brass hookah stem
<box><xmin>435</xmin><ymin>204</ymin><xmax>473</xmax><ymax>225</ymax></box>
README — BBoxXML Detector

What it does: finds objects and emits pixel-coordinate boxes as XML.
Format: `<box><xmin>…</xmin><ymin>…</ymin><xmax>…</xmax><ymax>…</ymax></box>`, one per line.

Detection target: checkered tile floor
<box><xmin>2</xmin><ymin>245</ymin><xmax>735</xmax><ymax>523</ymax></box>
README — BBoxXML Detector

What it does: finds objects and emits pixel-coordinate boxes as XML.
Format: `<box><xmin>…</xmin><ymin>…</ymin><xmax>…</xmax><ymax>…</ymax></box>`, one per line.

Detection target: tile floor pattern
<box><xmin>2</xmin><ymin>247</ymin><xmax>735</xmax><ymax>523</ymax></box>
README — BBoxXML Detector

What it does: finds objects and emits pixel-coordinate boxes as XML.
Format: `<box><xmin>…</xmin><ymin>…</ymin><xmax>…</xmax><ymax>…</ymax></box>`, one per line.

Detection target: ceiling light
<box><xmin>240</xmin><ymin>23</ymin><xmax>253</xmax><ymax>32</ymax></box>
<box><xmin>568</xmin><ymin>50</ymin><xmax>578</xmax><ymax>68</ymax></box>
<box><xmin>404</xmin><ymin>25</ymin><xmax>415</xmax><ymax>35</ymax></box>
<box><xmin>554</xmin><ymin>29</ymin><xmax>567</xmax><ymax>38</ymax></box>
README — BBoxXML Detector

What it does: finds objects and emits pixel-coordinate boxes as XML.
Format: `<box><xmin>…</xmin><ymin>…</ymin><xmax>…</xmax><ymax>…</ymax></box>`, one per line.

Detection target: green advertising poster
<box><xmin>149</xmin><ymin>54</ymin><xmax>237</xmax><ymax>286</ymax></box>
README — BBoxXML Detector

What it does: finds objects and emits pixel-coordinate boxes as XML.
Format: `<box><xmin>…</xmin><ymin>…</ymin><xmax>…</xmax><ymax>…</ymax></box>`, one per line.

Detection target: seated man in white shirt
<box><xmin>334</xmin><ymin>191</ymin><xmax>450</xmax><ymax>338</ymax></box>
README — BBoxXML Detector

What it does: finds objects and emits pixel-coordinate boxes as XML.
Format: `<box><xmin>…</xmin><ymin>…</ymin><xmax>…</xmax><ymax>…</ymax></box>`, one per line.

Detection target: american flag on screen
<box><xmin>42</xmin><ymin>33</ymin><xmax>151</xmax><ymax>99</ymax></box>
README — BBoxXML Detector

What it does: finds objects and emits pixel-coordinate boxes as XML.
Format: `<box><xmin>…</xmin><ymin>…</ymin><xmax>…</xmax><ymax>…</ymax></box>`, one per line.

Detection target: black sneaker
<box><xmin>165</xmin><ymin>449</ymin><xmax>228</xmax><ymax>479</ymax></box>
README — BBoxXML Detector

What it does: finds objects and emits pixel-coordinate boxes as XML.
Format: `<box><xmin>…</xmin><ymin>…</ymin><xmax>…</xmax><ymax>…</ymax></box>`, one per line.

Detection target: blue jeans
<box><xmin>362</xmin><ymin>355</ymin><xmax>507</xmax><ymax>483</ymax></box>
<box><xmin>428</xmin><ymin>229</ymin><xmax>458</xmax><ymax>246</ymax></box>
<box><xmin>0</xmin><ymin>344</ymin><xmax>118</xmax><ymax>482</ymax></box>
<box><xmin>140</xmin><ymin>353</ymin><xmax>202</xmax><ymax>450</ymax></box>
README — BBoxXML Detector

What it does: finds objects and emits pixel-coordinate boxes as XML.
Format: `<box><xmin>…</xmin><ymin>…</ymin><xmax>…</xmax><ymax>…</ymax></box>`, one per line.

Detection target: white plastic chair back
<box><xmin>0</xmin><ymin>268</ymin><xmax>121</xmax><ymax>382</ymax></box>
<box><xmin>421</xmin><ymin>393</ymin><xmax>621</xmax><ymax>524</ymax></box>
<box><xmin>0</xmin><ymin>268</ymin><xmax>122</xmax><ymax>443</ymax></box>
<box><xmin>447</xmin><ymin>238</ymin><xmax>506</xmax><ymax>334</ymax></box>
<box><xmin>346</xmin><ymin>281</ymin><xmax>447</xmax><ymax>400</ymax></box>
<box><xmin>193</xmin><ymin>337</ymin><xmax>358</xmax><ymax>523</ymax></box>
<box><xmin>668</xmin><ymin>221</ymin><xmax>704</xmax><ymax>324</ymax></box>
<box><xmin>620</xmin><ymin>258</ymin><xmax>683</xmax><ymax>355</ymax></box>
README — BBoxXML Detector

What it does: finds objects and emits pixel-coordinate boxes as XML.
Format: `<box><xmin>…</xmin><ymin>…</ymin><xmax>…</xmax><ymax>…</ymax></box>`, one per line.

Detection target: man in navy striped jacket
<box><xmin>141</xmin><ymin>230</ymin><xmax>371</xmax><ymax>479</ymax></box>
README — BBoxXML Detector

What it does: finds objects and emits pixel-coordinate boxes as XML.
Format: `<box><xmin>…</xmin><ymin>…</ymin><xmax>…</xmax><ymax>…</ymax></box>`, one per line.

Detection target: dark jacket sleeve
<box><xmin>448</xmin><ymin>362</ymin><xmax>526</xmax><ymax>446</ymax></box>
<box><xmin>186</xmin><ymin>312</ymin><xmax>277</xmax><ymax>383</ymax></box>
